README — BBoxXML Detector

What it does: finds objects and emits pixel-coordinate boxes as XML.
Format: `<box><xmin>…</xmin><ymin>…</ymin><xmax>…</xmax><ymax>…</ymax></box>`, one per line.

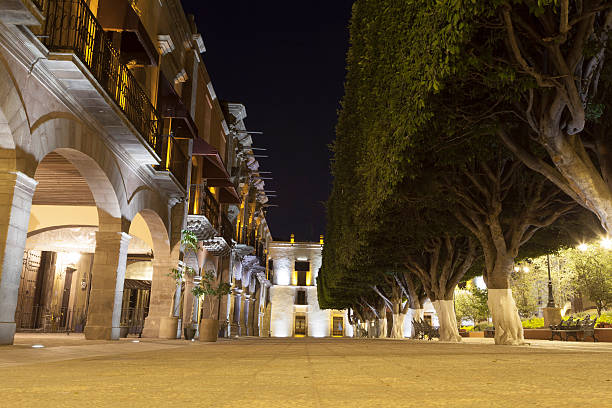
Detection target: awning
<box><xmin>124</xmin><ymin>279</ymin><xmax>151</xmax><ymax>290</ymax></box>
<box><xmin>219</xmin><ymin>186</ymin><xmax>241</xmax><ymax>204</ymax></box>
<box><xmin>157</xmin><ymin>73</ymin><xmax>198</xmax><ymax>139</ymax></box>
<box><xmin>192</xmin><ymin>138</ymin><xmax>233</xmax><ymax>184</ymax></box>
<box><xmin>97</xmin><ymin>0</ymin><xmax>158</xmax><ymax>66</ymax></box>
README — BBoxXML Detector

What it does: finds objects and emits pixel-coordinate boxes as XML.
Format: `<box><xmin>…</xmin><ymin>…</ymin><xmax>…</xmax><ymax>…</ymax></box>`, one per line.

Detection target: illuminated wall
<box><xmin>270</xmin><ymin>286</ymin><xmax>294</xmax><ymax>337</ymax></box>
<box><xmin>268</xmin><ymin>241</ymin><xmax>351</xmax><ymax>338</ymax></box>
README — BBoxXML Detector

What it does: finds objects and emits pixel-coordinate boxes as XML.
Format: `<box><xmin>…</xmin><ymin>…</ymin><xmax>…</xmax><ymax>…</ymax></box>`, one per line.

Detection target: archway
<box><xmin>130</xmin><ymin>209</ymin><xmax>179</xmax><ymax>339</ymax></box>
<box><xmin>11</xmin><ymin>147</ymin><xmax>125</xmax><ymax>342</ymax></box>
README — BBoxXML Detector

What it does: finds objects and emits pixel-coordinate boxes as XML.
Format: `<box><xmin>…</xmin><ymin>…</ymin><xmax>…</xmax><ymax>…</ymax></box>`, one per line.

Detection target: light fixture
<box><xmin>601</xmin><ymin>237</ymin><xmax>612</xmax><ymax>250</ymax></box>
<box><xmin>523</xmin><ymin>266</ymin><xmax>530</xmax><ymax>273</ymax></box>
<box><xmin>577</xmin><ymin>243</ymin><xmax>589</xmax><ymax>252</ymax></box>
<box><xmin>514</xmin><ymin>266</ymin><xmax>520</xmax><ymax>272</ymax></box>
<box><xmin>32</xmin><ymin>344</ymin><xmax>44</xmax><ymax>348</ymax></box>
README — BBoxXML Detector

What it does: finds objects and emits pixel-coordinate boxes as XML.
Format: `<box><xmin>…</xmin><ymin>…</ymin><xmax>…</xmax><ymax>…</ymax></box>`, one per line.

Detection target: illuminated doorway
<box><xmin>294</xmin><ymin>315</ymin><xmax>307</xmax><ymax>336</ymax></box>
<box><xmin>332</xmin><ymin>316</ymin><xmax>343</xmax><ymax>337</ymax></box>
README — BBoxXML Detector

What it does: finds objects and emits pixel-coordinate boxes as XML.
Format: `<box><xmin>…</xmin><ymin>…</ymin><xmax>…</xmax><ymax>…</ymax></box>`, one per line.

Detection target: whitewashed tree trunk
<box><xmin>487</xmin><ymin>289</ymin><xmax>525</xmax><ymax>345</ymax></box>
<box><xmin>391</xmin><ymin>313</ymin><xmax>406</xmax><ymax>338</ymax></box>
<box><xmin>377</xmin><ymin>317</ymin><xmax>387</xmax><ymax>338</ymax></box>
<box><xmin>432</xmin><ymin>300</ymin><xmax>462</xmax><ymax>342</ymax></box>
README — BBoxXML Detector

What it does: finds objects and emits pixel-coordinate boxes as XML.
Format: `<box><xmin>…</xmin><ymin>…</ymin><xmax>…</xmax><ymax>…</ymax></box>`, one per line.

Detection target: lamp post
<box><xmin>546</xmin><ymin>254</ymin><xmax>555</xmax><ymax>308</ymax></box>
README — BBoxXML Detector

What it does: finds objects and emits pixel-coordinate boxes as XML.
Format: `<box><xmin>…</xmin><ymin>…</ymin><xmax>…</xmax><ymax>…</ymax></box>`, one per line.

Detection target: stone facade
<box><xmin>268</xmin><ymin>239</ymin><xmax>352</xmax><ymax>338</ymax></box>
<box><xmin>0</xmin><ymin>0</ymin><xmax>257</xmax><ymax>344</ymax></box>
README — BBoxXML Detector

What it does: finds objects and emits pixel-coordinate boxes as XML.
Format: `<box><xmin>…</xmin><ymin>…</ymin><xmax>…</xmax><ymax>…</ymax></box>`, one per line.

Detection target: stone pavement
<box><xmin>0</xmin><ymin>334</ymin><xmax>611</xmax><ymax>407</ymax></box>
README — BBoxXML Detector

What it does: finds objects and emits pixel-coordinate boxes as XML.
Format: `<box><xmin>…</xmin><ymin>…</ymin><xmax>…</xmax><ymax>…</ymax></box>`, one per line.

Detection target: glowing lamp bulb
<box><xmin>601</xmin><ymin>237</ymin><xmax>612</xmax><ymax>250</ymax></box>
<box><xmin>514</xmin><ymin>266</ymin><xmax>520</xmax><ymax>272</ymax></box>
<box><xmin>577</xmin><ymin>243</ymin><xmax>589</xmax><ymax>252</ymax></box>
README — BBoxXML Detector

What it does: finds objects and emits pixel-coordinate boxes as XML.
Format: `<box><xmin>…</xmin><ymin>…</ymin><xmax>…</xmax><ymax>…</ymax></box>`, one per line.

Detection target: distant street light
<box><xmin>546</xmin><ymin>254</ymin><xmax>555</xmax><ymax>308</ymax></box>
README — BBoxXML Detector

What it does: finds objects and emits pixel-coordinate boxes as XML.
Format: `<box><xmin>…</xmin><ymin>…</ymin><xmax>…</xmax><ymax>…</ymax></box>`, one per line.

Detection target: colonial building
<box><xmin>268</xmin><ymin>236</ymin><xmax>352</xmax><ymax>338</ymax></box>
<box><xmin>0</xmin><ymin>0</ymin><xmax>268</xmax><ymax>344</ymax></box>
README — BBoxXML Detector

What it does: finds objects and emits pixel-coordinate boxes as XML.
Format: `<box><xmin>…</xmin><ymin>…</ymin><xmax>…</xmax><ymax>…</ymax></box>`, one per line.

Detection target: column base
<box><xmin>543</xmin><ymin>307</ymin><xmax>562</xmax><ymax>328</ymax></box>
<box><xmin>0</xmin><ymin>322</ymin><xmax>16</xmax><ymax>345</ymax></box>
<box><xmin>84</xmin><ymin>325</ymin><xmax>112</xmax><ymax>340</ymax></box>
<box><xmin>159</xmin><ymin>316</ymin><xmax>179</xmax><ymax>339</ymax></box>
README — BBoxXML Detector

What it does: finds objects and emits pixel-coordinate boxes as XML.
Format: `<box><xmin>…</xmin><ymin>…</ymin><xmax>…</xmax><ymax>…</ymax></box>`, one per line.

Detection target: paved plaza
<box><xmin>0</xmin><ymin>334</ymin><xmax>610</xmax><ymax>407</ymax></box>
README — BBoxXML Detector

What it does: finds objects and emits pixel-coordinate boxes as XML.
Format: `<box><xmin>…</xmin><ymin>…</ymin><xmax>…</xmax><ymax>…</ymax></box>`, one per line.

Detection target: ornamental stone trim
<box><xmin>186</xmin><ymin>214</ymin><xmax>217</xmax><ymax>241</ymax></box>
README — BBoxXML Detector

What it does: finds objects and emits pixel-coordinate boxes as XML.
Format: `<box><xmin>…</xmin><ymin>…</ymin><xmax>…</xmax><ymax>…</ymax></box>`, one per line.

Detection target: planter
<box><xmin>184</xmin><ymin>326</ymin><xmax>197</xmax><ymax>340</ymax></box>
<box><xmin>199</xmin><ymin>318</ymin><xmax>219</xmax><ymax>342</ymax></box>
<box><xmin>119</xmin><ymin>326</ymin><xmax>129</xmax><ymax>338</ymax></box>
<box><xmin>159</xmin><ymin>316</ymin><xmax>179</xmax><ymax>339</ymax></box>
<box><xmin>468</xmin><ymin>331</ymin><xmax>484</xmax><ymax>338</ymax></box>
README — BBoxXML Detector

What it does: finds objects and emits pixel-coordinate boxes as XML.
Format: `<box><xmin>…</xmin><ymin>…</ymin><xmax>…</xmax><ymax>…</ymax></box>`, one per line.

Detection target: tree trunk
<box><xmin>390</xmin><ymin>313</ymin><xmax>406</xmax><ymax>339</ymax></box>
<box><xmin>488</xmin><ymin>289</ymin><xmax>525</xmax><ymax>345</ymax></box>
<box><xmin>432</xmin><ymin>300</ymin><xmax>462</xmax><ymax>342</ymax></box>
<box><xmin>377</xmin><ymin>317</ymin><xmax>387</xmax><ymax>338</ymax></box>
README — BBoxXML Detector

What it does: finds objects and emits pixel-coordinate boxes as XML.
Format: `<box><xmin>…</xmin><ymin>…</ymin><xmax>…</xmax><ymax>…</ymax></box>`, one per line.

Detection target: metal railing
<box><xmin>37</xmin><ymin>0</ymin><xmax>162</xmax><ymax>156</ymax></box>
<box><xmin>14</xmin><ymin>306</ymin><xmax>87</xmax><ymax>333</ymax></box>
<box><xmin>221</xmin><ymin>212</ymin><xmax>234</xmax><ymax>244</ymax></box>
<box><xmin>157</xmin><ymin>136</ymin><xmax>189</xmax><ymax>187</ymax></box>
<box><xmin>189</xmin><ymin>185</ymin><xmax>220</xmax><ymax>230</ymax></box>
<box><xmin>120</xmin><ymin>307</ymin><xmax>148</xmax><ymax>336</ymax></box>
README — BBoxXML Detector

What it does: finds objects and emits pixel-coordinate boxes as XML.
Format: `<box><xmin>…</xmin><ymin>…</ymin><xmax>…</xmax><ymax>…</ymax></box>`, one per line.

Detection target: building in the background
<box><xmin>267</xmin><ymin>235</ymin><xmax>352</xmax><ymax>338</ymax></box>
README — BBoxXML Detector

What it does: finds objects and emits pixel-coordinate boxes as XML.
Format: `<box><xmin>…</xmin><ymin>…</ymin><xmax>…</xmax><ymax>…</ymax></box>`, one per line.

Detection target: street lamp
<box><xmin>546</xmin><ymin>254</ymin><xmax>555</xmax><ymax>308</ymax></box>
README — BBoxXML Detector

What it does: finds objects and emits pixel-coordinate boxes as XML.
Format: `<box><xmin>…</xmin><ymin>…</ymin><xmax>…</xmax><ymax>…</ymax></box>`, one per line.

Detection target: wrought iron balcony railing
<box><xmin>188</xmin><ymin>185</ymin><xmax>220</xmax><ymax>230</ymax></box>
<box><xmin>37</xmin><ymin>0</ymin><xmax>162</xmax><ymax>156</ymax></box>
<box><xmin>221</xmin><ymin>212</ymin><xmax>234</xmax><ymax>244</ymax></box>
<box><xmin>157</xmin><ymin>136</ymin><xmax>189</xmax><ymax>187</ymax></box>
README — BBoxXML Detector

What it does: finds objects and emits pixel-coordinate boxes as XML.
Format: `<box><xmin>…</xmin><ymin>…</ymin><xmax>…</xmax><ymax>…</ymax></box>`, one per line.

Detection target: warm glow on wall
<box><xmin>291</xmin><ymin>270</ymin><xmax>297</xmax><ymax>286</ymax></box>
<box><xmin>290</xmin><ymin>233</ymin><xmax>294</xmax><ymax>244</ymax></box>
<box><xmin>306</xmin><ymin>271</ymin><xmax>311</xmax><ymax>286</ymax></box>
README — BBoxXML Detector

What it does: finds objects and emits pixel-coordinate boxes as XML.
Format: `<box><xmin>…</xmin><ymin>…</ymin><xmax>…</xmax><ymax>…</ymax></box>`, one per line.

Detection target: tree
<box><xmin>565</xmin><ymin>246</ymin><xmax>612</xmax><ymax>315</ymax></box>
<box><xmin>455</xmin><ymin>284</ymin><xmax>489</xmax><ymax>326</ymax></box>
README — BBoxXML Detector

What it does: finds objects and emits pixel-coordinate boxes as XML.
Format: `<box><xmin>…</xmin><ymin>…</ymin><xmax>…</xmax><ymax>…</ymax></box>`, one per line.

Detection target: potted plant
<box><xmin>192</xmin><ymin>271</ymin><xmax>231</xmax><ymax>342</ymax></box>
<box><xmin>159</xmin><ymin>230</ymin><xmax>197</xmax><ymax>339</ymax></box>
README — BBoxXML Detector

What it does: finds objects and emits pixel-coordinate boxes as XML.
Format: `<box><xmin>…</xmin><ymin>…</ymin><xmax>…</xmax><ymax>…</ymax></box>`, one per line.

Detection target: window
<box><xmin>296</xmin><ymin>271</ymin><xmax>306</xmax><ymax>286</ymax></box>
<box><xmin>296</xmin><ymin>290</ymin><xmax>307</xmax><ymax>305</ymax></box>
<box><xmin>294</xmin><ymin>315</ymin><xmax>306</xmax><ymax>336</ymax></box>
<box><xmin>332</xmin><ymin>316</ymin><xmax>344</xmax><ymax>337</ymax></box>
<box><xmin>294</xmin><ymin>261</ymin><xmax>309</xmax><ymax>271</ymax></box>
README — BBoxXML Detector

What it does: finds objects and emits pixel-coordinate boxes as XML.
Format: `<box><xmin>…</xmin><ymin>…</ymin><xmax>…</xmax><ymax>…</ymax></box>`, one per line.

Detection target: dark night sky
<box><xmin>182</xmin><ymin>0</ymin><xmax>354</xmax><ymax>242</ymax></box>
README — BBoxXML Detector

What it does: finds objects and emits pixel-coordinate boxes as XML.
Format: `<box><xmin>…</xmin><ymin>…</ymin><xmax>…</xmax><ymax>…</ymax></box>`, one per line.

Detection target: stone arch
<box><xmin>30</xmin><ymin>116</ymin><xmax>128</xmax><ymax>218</ymax></box>
<box><xmin>0</xmin><ymin>55</ymin><xmax>28</xmax><ymax>172</ymax></box>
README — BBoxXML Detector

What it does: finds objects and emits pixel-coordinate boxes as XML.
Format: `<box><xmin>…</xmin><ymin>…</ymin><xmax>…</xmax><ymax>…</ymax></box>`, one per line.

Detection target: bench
<box><xmin>412</xmin><ymin>319</ymin><xmax>439</xmax><ymax>340</ymax></box>
<box><xmin>550</xmin><ymin>316</ymin><xmax>598</xmax><ymax>342</ymax></box>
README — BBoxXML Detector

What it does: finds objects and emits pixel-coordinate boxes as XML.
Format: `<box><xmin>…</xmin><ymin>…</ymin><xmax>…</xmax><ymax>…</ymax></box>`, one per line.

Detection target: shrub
<box><xmin>473</xmin><ymin>322</ymin><xmax>493</xmax><ymax>331</ymax></box>
<box><xmin>521</xmin><ymin>317</ymin><xmax>544</xmax><ymax>329</ymax></box>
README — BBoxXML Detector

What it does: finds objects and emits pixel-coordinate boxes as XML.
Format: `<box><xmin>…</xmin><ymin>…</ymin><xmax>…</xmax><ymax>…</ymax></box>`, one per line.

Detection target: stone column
<box><xmin>85</xmin><ymin>231</ymin><xmax>131</xmax><ymax>340</ymax></box>
<box><xmin>0</xmin><ymin>172</ymin><xmax>37</xmax><ymax>345</ymax></box>
<box><xmin>240</xmin><ymin>294</ymin><xmax>249</xmax><ymax>336</ymax></box>
<box><xmin>142</xmin><ymin>257</ymin><xmax>178</xmax><ymax>338</ymax></box>
<box><xmin>249</xmin><ymin>297</ymin><xmax>257</xmax><ymax>336</ymax></box>
<box><xmin>227</xmin><ymin>290</ymin><xmax>236</xmax><ymax>337</ymax></box>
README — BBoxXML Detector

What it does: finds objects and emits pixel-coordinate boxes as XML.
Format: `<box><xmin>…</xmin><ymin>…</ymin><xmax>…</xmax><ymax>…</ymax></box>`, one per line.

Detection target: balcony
<box><xmin>35</xmin><ymin>0</ymin><xmax>162</xmax><ymax>163</ymax></box>
<box><xmin>221</xmin><ymin>212</ymin><xmax>234</xmax><ymax>245</ymax></box>
<box><xmin>186</xmin><ymin>185</ymin><xmax>219</xmax><ymax>241</ymax></box>
<box><xmin>153</xmin><ymin>135</ymin><xmax>189</xmax><ymax>190</ymax></box>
